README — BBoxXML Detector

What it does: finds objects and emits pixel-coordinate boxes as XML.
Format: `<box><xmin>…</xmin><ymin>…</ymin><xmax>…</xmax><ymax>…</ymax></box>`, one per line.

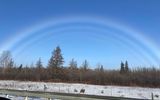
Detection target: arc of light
<box><xmin>11</xmin><ymin>23</ymin><xmax>157</xmax><ymax>66</ymax></box>
<box><xmin>0</xmin><ymin>16</ymin><xmax>160</xmax><ymax>66</ymax></box>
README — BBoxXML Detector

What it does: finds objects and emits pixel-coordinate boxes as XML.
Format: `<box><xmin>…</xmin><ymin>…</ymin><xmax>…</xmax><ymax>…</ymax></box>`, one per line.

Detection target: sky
<box><xmin>0</xmin><ymin>0</ymin><xmax>160</xmax><ymax>68</ymax></box>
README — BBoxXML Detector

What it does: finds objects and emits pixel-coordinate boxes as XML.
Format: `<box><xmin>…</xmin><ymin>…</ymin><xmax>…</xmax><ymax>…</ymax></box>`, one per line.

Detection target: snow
<box><xmin>0</xmin><ymin>94</ymin><xmax>47</xmax><ymax>100</ymax></box>
<box><xmin>0</xmin><ymin>80</ymin><xmax>159</xmax><ymax>99</ymax></box>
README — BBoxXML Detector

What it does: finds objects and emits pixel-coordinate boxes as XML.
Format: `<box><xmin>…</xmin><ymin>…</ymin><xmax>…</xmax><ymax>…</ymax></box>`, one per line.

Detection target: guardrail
<box><xmin>0</xmin><ymin>89</ymin><xmax>148</xmax><ymax>100</ymax></box>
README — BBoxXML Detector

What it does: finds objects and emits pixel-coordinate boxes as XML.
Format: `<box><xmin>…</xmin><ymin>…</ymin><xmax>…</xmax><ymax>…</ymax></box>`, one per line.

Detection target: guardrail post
<box><xmin>152</xmin><ymin>93</ymin><xmax>154</xmax><ymax>100</ymax></box>
<box><xmin>25</xmin><ymin>96</ymin><xmax>28</xmax><ymax>100</ymax></box>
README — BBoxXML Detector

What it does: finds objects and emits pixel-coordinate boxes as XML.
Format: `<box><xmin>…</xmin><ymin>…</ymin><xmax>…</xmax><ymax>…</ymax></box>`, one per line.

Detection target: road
<box><xmin>0</xmin><ymin>89</ymin><xmax>147</xmax><ymax>100</ymax></box>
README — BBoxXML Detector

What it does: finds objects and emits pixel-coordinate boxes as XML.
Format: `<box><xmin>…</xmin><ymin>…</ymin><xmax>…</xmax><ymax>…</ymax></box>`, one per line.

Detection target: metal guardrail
<box><xmin>0</xmin><ymin>89</ymin><xmax>148</xmax><ymax>100</ymax></box>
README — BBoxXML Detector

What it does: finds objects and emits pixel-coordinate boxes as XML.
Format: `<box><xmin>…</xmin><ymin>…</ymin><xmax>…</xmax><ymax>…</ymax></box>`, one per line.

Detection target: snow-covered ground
<box><xmin>0</xmin><ymin>94</ymin><xmax>47</xmax><ymax>100</ymax></box>
<box><xmin>0</xmin><ymin>80</ymin><xmax>159</xmax><ymax>99</ymax></box>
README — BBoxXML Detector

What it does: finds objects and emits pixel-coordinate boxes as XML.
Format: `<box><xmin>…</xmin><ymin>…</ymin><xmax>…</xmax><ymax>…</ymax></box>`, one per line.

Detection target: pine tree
<box><xmin>100</xmin><ymin>65</ymin><xmax>105</xmax><ymax>84</ymax></box>
<box><xmin>125</xmin><ymin>61</ymin><xmax>129</xmax><ymax>73</ymax></box>
<box><xmin>36</xmin><ymin>58</ymin><xmax>43</xmax><ymax>69</ymax></box>
<box><xmin>82</xmin><ymin>60</ymin><xmax>89</xmax><ymax>71</ymax></box>
<box><xmin>100</xmin><ymin>65</ymin><xmax>104</xmax><ymax>73</ymax></box>
<box><xmin>68</xmin><ymin>59</ymin><xmax>78</xmax><ymax>81</ymax></box>
<box><xmin>48</xmin><ymin>46</ymin><xmax>64</xmax><ymax>68</ymax></box>
<box><xmin>19</xmin><ymin>64</ymin><xmax>23</xmax><ymax>69</ymax></box>
<box><xmin>79</xmin><ymin>60</ymin><xmax>89</xmax><ymax>82</ymax></box>
<box><xmin>48</xmin><ymin>46</ymin><xmax>64</xmax><ymax>79</ymax></box>
<box><xmin>95</xmin><ymin>64</ymin><xmax>105</xmax><ymax>85</ymax></box>
<box><xmin>120</xmin><ymin>61</ymin><xmax>125</xmax><ymax>74</ymax></box>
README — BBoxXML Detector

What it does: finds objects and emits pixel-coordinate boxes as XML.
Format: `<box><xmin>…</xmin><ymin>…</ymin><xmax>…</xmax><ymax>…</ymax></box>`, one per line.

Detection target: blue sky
<box><xmin>0</xmin><ymin>0</ymin><xmax>160</xmax><ymax>68</ymax></box>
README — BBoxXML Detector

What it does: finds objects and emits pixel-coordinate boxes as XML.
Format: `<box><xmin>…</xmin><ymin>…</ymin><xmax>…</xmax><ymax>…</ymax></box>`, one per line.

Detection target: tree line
<box><xmin>0</xmin><ymin>46</ymin><xmax>160</xmax><ymax>88</ymax></box>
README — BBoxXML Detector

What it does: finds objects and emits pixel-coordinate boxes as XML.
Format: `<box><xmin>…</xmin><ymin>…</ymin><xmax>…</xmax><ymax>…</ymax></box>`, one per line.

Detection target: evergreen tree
<box><xmin>82</xmin><ymin>60</ymin><xmax>89</xmax><ymax>71</ymax></box>
<box><xmin>100</xmin><ymin>65</ymin><xmax>105</xmax><ymax>84</ymax></box>
<box><xmin>100</xmin><ymin>65</ymin><xmax>104</xmax><ymax>73</ymax></box>
<box><xmin>48</xmin><ymin>46</ymin><xmax>64</xmax><ymax>68</ymax></box>
<box><xmin>48</xmin><ymin>46</ymin><xmax>64</xmax><ymax>79</ymax></box>
<box><xmin>68</xmin><ymin>59</ymin><xmax>78</xmax><ymax>81</ymax></box>
<box><xmin>19</xmin><ymin>64</ymin><xmax>23</xmax><ymax>69</ymax></box>
<box><xmin>125</xmin><ymin>61</ymin><xmax>129</xmax><ymax>73</ymax></box>
<box><xmin>36</xmin><ymin>58</ymin><xmax>43</xmax><ymax>69</ymax></box>
<box><xmin>95</xmin><ymin>64</ymin><xmax>105</xmax><ymax>84</ymax></box>
<box><xmin>79</xmin><ymin>60</ymin><xmax>89</xmax><ymax>82</ymax></box>
<box><xmin>120</xmin><ymin>61</ymin><xmax>125</xmax><ymax>74</ymax></box>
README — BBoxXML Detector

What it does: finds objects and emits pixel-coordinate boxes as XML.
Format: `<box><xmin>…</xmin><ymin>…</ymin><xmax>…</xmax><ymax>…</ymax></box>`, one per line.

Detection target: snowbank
<box><xmin>0</xmin><ymin>80</ymin><xmax>159</xmax><ymax>99</ymax></box>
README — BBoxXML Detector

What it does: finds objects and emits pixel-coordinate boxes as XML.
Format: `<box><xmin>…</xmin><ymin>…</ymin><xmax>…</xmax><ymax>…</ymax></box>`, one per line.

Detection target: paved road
<box><xmin>0</xmin><ymin>89</ymin><xmax>147</xmax><ymax>100</ymax></box>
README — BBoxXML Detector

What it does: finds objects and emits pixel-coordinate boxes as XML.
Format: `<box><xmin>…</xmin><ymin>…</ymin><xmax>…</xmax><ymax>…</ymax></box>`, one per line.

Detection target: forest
<box><xmin>0</xmin><ymin>46</ymin><xmax>160</xmax><ymax>88</ymax></box>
